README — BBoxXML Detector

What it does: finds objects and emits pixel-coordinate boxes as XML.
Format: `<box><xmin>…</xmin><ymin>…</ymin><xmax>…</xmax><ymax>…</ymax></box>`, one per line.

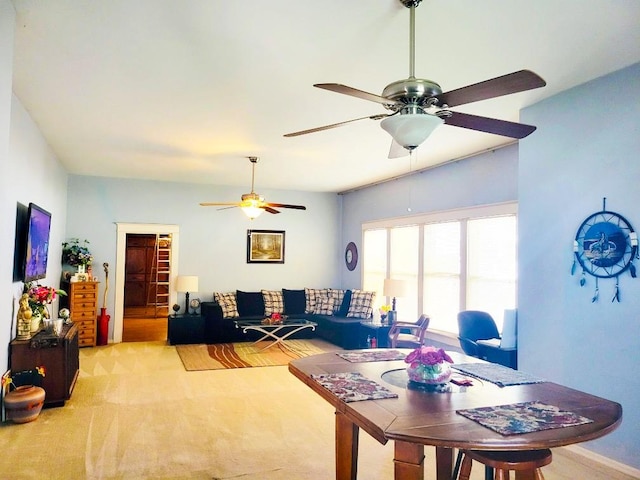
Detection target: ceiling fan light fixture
<box><xmin>380</xmin><ymin>112</ymin><xmax>443</xmax><ymax>150</ymax></box>
<box><xmin>241</xmin><ymin>202</ymin><xmax>263</xmax><ymax>220</ymax></box>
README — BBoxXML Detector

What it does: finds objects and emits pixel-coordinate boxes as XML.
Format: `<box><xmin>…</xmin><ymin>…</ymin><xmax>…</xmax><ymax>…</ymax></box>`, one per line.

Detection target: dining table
<box><xmin>288</xmin><ymin>349</ymin><xmax>622</xmax><ymax>480</ymax></box>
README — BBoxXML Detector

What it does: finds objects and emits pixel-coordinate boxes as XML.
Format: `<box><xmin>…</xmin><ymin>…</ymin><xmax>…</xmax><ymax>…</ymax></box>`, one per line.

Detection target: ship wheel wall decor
<box><xmin>571</xmin><ymin>198</ymin><xmax>638</xmax><ymax>302</ymax></box>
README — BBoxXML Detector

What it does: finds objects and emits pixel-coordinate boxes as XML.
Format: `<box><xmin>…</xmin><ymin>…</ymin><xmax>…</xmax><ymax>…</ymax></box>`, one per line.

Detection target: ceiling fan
<box><xmin>199</xmin><ymin>157</ymin><xmax>306</xmax><ymax>219</ymax></box>
<box><xmin>284</xmin><ymin>0</ymin><xmax>546</xmax><ymax>157</ymax></box>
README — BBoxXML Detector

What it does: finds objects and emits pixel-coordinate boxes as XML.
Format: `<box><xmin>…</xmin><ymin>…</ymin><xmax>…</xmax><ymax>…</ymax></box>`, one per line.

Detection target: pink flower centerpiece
<box><xmin>405</xmin><ymin>346</ymin><xmax>454</xmax><ymax>385</ymax></box>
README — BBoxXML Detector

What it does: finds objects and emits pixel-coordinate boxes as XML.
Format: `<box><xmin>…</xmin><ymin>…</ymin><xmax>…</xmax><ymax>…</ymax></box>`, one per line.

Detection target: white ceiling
<box><xmin>10</xmin><ymin>0</ymin><xmax>640</xmax><ymax>193</ymax></box>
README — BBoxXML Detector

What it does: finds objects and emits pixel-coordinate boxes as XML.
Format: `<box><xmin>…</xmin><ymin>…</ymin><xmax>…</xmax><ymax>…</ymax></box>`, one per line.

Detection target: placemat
<box><xmin>311</xmin><ymin>372</ymin><xmax>399</xmax><ymax>403</ymax></box>
<box><xmin>452</xmin><ymin>363</ymin><xmax>545</xmax><ymax>387</ymax></box>
<box><xmin>457</xmin><ymin>400</ymin><xmax>594</xmax><ymax>436</ymax></box>
<box><xmin>337</xmin><ymin>350</ymin><xmax>406</xmax><ymax>363</ymax></box>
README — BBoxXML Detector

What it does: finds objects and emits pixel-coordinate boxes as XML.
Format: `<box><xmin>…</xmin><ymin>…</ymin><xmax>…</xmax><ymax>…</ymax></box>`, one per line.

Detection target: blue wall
<box><xmin>519</xmin><ymin>62</ymin><xmax>640</xmax><ymax>468</ymax></box>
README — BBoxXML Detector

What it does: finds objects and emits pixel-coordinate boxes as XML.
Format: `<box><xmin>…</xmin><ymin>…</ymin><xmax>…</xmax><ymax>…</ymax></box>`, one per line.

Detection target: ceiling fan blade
<box><xmin>262</xmin><ymin>206</ymin><xmax>281</xmax><ymax>214</ymax></box>
<box><xmin>436</xmin><ymin>70</ymin><xmax>546</xmax><ymax>108</ymax></box>
<box><xmin>388</xmin><ymin>140</ymin><xmax>409</xmax><ymax>159</ymax></box>
<box><xmin>284</xmin><ymin>114</ymin><xmax>390</xmax><ymax>137</ymax></box>
<box><xmin>266</xmin><ymin>203</ymin><xmax>307</xmax><ymax>210</ymax></box>
<box><xmin>314</xmin><ymin>83</ymin><xmax>394</xmax><ymax>105</ymax></box>
<box><xmin>200</xmin><ymin>202</ymin><xmax>241</xmax><ymax>207</ymax></box>
<box><xmin>444</xmin><ymin>111</ymin><xmax>537</xmax><ymax>139</ymax></box>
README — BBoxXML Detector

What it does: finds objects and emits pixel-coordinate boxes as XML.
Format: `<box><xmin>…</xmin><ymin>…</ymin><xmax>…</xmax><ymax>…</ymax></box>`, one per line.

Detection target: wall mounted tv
<box><xmin>23</xmin><ymin>202</ymin><xmax>52</xmax><ymax>282</ymax></box>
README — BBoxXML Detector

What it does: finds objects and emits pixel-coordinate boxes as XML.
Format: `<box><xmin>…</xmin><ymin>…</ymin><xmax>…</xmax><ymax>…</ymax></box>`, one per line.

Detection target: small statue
<box><xmin>16</xmin><ymin>293</ymin><xmax>33</xmax><ymax>340</ymax></box>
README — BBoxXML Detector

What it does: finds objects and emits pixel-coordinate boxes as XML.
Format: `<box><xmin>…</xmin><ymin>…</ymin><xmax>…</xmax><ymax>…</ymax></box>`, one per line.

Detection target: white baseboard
<box><xmin>564</xmin><ymin>444</ymin><xmax>640</xmax><ymax>478</ymax></box>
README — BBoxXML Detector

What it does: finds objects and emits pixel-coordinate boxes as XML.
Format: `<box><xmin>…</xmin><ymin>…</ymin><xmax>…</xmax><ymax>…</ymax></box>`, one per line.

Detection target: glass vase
<box><xmin>406</xmin><ymin>361</ymin><xmax>452</xmax><ymax>385</ymax></box>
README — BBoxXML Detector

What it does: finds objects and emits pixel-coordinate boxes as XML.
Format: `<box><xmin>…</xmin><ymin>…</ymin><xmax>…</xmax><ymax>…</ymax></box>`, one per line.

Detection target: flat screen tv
<box><xmin>23</xmin><ymin>203</ymin><xmax>52</xmax><ymax>282</ymax></box>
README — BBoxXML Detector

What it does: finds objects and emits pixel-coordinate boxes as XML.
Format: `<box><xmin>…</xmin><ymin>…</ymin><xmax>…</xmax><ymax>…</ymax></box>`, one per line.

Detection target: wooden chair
<box><xmin>457</xmin><ymin>449</ymin><xmax>552</xmax><ymax>480</ymax></box>
<box><xmin>388</xmin><ymin>314</ymin><xmax>430</xmax><ymax>348</ymax></box>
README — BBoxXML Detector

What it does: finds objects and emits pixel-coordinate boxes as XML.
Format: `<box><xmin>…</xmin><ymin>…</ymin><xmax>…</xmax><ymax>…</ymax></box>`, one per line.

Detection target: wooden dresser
<box><xmin>65</xmin><ymin>281</ymin><xmax>99</xmax><ymax>347</ymax></box>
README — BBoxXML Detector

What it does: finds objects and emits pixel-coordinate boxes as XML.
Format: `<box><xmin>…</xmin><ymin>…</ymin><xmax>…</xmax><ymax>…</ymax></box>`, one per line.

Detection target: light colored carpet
<box><xmin>176</xmin><ymin>340</ymin><xmax>328</xmax><ymax>371</ymax></box>
<box><xmin>0</xmin><ymin>341</ymin><xmax>635</xmax><ymax>480</ymax></box>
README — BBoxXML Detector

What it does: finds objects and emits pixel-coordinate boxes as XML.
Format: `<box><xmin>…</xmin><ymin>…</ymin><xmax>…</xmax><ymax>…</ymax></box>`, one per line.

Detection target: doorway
<box><xmin>122</xmin><ymin>233</ymin><xmax>172</xmax><ymax>341</ymax></box>
<box><xmin>114</xmin><ymin>223</ymin><xmax>180</xmax><ymax>343</ymax></box>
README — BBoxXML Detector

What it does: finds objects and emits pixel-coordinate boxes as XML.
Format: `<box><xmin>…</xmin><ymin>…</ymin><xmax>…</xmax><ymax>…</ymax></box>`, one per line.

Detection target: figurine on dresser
<box><xmin>16</xmin><ymin>293</ymin><xmax>33</xmax><ymax>340</ymax></box>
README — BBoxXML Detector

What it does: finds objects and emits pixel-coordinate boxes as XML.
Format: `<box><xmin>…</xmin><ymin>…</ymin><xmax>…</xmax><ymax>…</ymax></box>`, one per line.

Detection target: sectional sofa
<box><xmin>199</xmin><ymin>288</ymin><xmax>376</xmax><ymax>349</ymax></box>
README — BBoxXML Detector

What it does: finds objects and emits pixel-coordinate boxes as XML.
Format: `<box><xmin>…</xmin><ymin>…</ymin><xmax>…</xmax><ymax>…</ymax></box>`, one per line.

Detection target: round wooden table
<box><xmin>289</xmin><ymin>350</ymin><xmax>622</xmax><ymax>480</ymax></box>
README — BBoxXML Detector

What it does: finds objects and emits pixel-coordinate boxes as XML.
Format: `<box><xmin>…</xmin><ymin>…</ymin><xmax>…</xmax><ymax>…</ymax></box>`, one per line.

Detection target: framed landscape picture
<box><xmin>247</xmin><ymin>230</ymin><xmax>285</xmax><ymax>264</ymax></box>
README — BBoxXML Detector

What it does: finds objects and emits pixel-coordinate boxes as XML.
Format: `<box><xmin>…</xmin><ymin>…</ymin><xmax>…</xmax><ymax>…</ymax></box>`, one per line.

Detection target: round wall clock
<box><xmin>572</xmin><ymin>199</ymin><xmax>637</xmax><ymax>302</ymax></box>
<box><xmin>345</xmin><ymin>242</ymin><xmax>358</xmax><ymax>271</ymax></box>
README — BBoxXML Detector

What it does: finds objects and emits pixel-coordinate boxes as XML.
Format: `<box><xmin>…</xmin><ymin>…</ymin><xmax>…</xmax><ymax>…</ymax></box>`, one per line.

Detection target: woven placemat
<box><xmin>452</xmin><ymin>363</ymin><xmax>545</xmax><ymax>387</ymax></box>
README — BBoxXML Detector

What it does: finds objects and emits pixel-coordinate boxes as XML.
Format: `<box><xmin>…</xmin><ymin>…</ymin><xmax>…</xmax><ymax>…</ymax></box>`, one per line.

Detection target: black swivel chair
<box><xmin>457</xmin><ymin>310</ymin><xmax>500</xmax><ymax>358</ymax></box>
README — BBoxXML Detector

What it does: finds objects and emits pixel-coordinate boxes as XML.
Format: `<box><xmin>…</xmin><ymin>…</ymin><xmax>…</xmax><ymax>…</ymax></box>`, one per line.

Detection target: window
<box><xmin>362</xmin><ymin>203</ymin><xmax>517</xmax><ymax>335</ymax></box>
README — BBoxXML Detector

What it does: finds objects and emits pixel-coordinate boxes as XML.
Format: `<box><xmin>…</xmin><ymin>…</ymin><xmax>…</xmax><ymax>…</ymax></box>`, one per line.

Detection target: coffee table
<box><xmin>235</xmin><ymin>319</ymin><xmax>316</xmax><ymax>351</ymax></box>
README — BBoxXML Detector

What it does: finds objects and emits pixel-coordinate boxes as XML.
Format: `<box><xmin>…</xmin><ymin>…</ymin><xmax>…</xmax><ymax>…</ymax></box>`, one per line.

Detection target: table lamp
<box><xmin>176</xmin><ymin>275</ymin><xmax>199</xmax><ymax>315</ymax></box>
<box><xmin>383</xmin><ymin>278</ymin><xmax>408</xmax><ymax>323</ymax></box>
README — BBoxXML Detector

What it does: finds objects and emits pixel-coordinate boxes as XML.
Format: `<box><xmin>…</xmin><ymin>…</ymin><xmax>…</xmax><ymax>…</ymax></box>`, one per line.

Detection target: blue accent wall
<box><xmin>519</xmin><ymin>62</ymin><xmax>640</xmax><ymax>468</ymax></box>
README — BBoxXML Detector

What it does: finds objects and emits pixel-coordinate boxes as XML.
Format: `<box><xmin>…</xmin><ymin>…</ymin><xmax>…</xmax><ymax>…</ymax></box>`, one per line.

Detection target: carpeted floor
<box><xmin>0</xmin><ymin>341</ymin><xmax>635</xmax><ymax>480</ymax></box>
<box><xmin>176</xmin><ymin>340</ymin><xmax>329</xmax><ymax>371</ymax></box>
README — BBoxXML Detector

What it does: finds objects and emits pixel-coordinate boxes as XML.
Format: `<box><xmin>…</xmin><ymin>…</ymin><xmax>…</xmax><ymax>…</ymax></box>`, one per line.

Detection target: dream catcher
<box><xmin>571</xmin><ymin>198</ymin><xmax>638</xmax><ymax>302</ymax></box>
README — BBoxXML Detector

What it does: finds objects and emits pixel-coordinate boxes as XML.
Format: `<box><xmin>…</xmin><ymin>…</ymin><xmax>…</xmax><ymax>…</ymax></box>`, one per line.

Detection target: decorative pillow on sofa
<box><xmin>338</xmin><ymin>289</ymin><xmax>352</xmax><ymax>317</ymax></box>
<box><xmin>262</xmin><ymin>290</ymin><xmax>284</xmax><ymax>316</ymax></box>
<box><xmin>236</xmin><ymin>290</ymin><xmax>265</xmax><ymax>317</ymax></box>
<box><xmin>305</xmin><ymin>288</ymin><xmax>330</xmax><ymax>314</ymax></box>
<box><xmin>214</xmin><ymin>292</ymin><xmax>239</xmax><ymax>319</ymax></box>
<box><xmin>346</xmin><ymin>290</ymin><xmax>376</xmax><ymax>318</ymax></box>
<box><xmin>330</xmin><ymin>289</ymin><xmax>346</xmax><ymax>314</ymax></box>
<box><xmin>282</xmin><ymin>289</ymin><xmax>306</xmax><ymax>315</ymax></box>
<box><xmin>312</xmin><ymin>292</ymin><xmax>335</xmax><ymax>315</ymax></box>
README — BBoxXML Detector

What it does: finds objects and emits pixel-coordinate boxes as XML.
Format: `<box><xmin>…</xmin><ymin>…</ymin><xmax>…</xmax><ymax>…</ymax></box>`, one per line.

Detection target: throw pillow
<box><xmin>330</xmin><ymin>289</ymin><xmax>345</xmax><ymax>314</ymax></box>
<box><xmin>338</xmin><ymin>289</ymin><xmax>352</xmax><ymax>317</ymax></box>
<box><xmin>214</xmin><ymin>292</ymin><xmax>239</xmax><ymax>319</ymax></box>
<box><xmin>262</xmin><ymin>290</ymin><xmax>285</xmax><ymax>316</ymax></box>
<box><xmin>346</xmin><ymin>290</ymin><xmax>376</xmax><ymax>319</ymax></box>
<box><xmin>313</xmin><ymin>293</ymin><xmax>335</xmax><ymax>315</ymax></box>
<box><xmin>305</xmin><ymin>288</ymin><xmax>331</xmax><ymax>314</ymax></box>
<box><xmin>236</xmin><ymin>290</ymin><xmax>265</xmax><ymax>317</ymax></box>
<box><xmin>282</xmin><ymin>289</ymin><xmax>306</xmax><ymax>315</ymax></box>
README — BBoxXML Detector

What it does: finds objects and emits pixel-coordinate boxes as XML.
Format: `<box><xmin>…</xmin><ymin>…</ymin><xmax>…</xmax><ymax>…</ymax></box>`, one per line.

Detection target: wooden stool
<box><xmin>458</xmin><ymin>449</ymin><xmax>552</xmax><ymax>480</ymax></box>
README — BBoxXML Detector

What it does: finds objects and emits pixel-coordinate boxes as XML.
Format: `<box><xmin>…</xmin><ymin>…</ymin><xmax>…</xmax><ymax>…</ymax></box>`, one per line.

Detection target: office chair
<box><xmin>388</xmin><ymin>314</ymin><xmax>430</xmax><ymax>349</ymax></box>
<box><xmin>457</xmin><ymin>310</ymin><xmax>500</xmax><ymax>357</ymax></box>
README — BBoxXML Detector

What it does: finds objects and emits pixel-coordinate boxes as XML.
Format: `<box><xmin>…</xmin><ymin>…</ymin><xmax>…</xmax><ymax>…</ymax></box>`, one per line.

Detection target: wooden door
<box><xmin>124</xmin><ymin>234</ymin><xmax>156</xmax><ymax>308</ymax></box>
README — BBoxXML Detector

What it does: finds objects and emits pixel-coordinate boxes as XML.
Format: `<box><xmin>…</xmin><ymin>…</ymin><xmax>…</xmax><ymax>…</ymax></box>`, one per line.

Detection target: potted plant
<box><xmin>62</xmin><ymin>238</ymin><xmax>93</xmax><ymax>274</ymax></box>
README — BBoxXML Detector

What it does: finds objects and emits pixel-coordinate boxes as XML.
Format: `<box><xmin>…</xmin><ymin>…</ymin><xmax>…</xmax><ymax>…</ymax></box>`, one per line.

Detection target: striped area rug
<box><xmin>175</xmin><ymin>340</ymin><xmax>327</xmax><ymax>371</ymax></box>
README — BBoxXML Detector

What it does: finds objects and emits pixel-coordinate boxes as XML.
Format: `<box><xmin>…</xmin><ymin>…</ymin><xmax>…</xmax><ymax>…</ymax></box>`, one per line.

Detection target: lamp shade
<box><xmin>383</xmin><ymin>278</ymin><xmax>408</xmax><ymax>298</ymax></box>
<box><xmin>176</xmin><ymin>275</ymin><xmax>199</xmax><ymax>293</ymax></box>
<box><xmin>380</xmin><ymin>113</ymin><xmax>443</xmax><ymax>150</ymax></box>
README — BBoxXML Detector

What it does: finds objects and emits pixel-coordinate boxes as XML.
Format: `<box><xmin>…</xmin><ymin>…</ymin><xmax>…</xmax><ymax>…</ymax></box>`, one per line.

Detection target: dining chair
<box><xmin>457</xmin><ymin>310</ymin><xmax>500</xmax><ymax>357</ymax></box>
<box><xmin>456</xmin><ymin>448</ymin><xmax>552</xmax><ymax>480</ymax></box>
<box><xmin>388</xmin><ymin>314</ymin><xmax>430</xmax><ymax>348</ymax></box>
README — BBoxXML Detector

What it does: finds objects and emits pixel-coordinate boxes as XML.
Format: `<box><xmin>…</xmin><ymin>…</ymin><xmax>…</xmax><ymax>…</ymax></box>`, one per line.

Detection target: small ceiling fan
<box><xmin>284</xmin><ymin>0</ymin><xmax>546</xmax><ymax>157</ymax></box>
<box><xmin>200</xmin><ymin>157</ymin><xmax>306</xmax><ymax>219</ymax></box>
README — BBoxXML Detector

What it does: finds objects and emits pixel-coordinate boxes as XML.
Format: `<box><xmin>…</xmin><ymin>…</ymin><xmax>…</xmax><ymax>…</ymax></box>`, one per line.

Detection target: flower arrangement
<box><xmin>62</xmin><ymin>238</ymin><xmax>93</xmax><ymax>266</ymax></box>
<box><xmin>24</xmin><ymin>282</ymin><xmax>66</xmax><ymax>318</ymax></box>
<box><xmin>405</xmin><ymin>346</ymin><xmax>454</xmax><ymax>385</ymax></box>
<box><xmin>379</xmin><ymin>304</ymin><xmax>391</xmax><ymax>318</ymax></box>
<box><xmin>262</xmin><ymin>312</ymin><xmax>286</xmax><ymax>325</ymax></box>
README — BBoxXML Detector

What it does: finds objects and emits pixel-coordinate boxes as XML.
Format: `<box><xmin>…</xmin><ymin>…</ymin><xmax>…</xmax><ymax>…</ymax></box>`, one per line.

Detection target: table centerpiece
<box><xmin>405</xmin><ymin>345</ymin><xmax>454</xmax><ymax>385</ymax></box>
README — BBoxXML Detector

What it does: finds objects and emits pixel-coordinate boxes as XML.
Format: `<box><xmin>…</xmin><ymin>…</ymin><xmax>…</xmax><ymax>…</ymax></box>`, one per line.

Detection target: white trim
<box><xmin>563</xmin><ymin>445</ymin><xmax>640</xmax><ymax>478</ymax></box>
<box><xmin>113</xmin><ymin>223</ymin><xmax>179</xmax><ymax>343</ymax></box>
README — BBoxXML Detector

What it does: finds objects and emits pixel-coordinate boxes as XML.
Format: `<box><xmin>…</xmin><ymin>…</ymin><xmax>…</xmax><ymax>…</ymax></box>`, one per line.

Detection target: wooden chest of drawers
<box><xmin>67</xmin><ymin>281</ymin><xmax>98</xmax><ymax>347</ymax></box>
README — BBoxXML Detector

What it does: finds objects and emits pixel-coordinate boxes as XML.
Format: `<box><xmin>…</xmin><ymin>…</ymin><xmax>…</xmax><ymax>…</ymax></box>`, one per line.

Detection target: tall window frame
<box><xmin>362</xmin><ymin>202</ymin><xmax>517</xmax><ymax>335</ymax></box>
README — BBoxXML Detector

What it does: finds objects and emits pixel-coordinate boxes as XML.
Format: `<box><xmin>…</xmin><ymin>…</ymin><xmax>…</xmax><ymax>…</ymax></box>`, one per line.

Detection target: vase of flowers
<box><xmin>24</xmin><ymin>282</ymin><xmax>66</xmax><ymax>332</ymax></box>
<box><xmin>379</xmin><ymin>304</ymin><xmax>391</xmax><ymax>324</ymax></box>
<box><xmin>62</xmin><ymin>238</ymin><xmax>93</xmax><ymax>271</ymax></box>
<box><xmin>405</xmin><ymin>346</ymin><xmax>454</xmax><ymax>385</ymax></box>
